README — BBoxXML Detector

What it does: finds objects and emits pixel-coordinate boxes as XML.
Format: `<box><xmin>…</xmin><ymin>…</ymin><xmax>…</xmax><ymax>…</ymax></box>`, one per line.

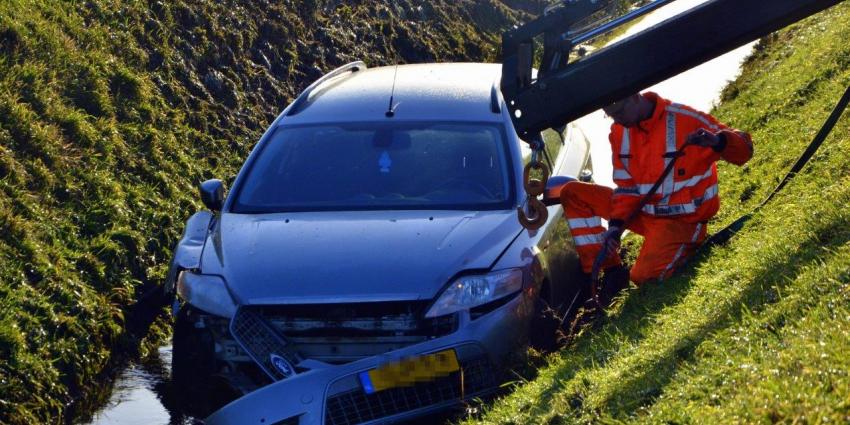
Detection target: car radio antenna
<box><xmin>386</xmin><ymin>64</ymin><xmax>399</xmax><ymax>118</ymax></box>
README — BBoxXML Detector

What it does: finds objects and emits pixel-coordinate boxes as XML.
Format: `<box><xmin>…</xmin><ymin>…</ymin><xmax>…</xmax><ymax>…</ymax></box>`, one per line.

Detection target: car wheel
<box><xmin>171</xmin><ymin>305</ymin><xmax>217</xmax><ymax>414</ymax></box>
<box><xmin>529</xmin><ymin>297</ymin><xmax>563</xmax><ymax>352</ymax></box>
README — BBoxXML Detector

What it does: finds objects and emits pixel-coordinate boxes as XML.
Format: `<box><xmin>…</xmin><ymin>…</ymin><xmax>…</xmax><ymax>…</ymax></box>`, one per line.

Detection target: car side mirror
<box><xmin>199</xmin><ymin>179</ymin><xmax>225</xmax><ymax>212</ymax></box>
<box><xmin>542</xmin><ymin>175</ymin><xmax>576</xmax><ymax>206</ymax></box>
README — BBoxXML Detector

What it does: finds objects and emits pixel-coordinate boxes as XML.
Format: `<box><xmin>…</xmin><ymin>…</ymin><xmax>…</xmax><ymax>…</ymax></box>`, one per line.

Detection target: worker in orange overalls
<box><xmin>560</xmin><ymin>91</ymin><xmax>753</xmax><ymax>303</ymax></box>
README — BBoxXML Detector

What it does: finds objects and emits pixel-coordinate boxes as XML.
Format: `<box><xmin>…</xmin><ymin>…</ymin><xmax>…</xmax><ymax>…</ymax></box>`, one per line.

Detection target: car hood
<box><xmin>201</xmin><ymin>210</ymin><xmax>521</xmax><ymax>305</ymax></box>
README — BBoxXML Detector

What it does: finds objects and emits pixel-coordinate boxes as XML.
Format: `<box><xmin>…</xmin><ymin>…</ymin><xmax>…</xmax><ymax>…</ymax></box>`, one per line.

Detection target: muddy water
<box><xmin>80</xmin><ymin>1</ymin><xmax>755</xmax><ymax>423</ymax></box>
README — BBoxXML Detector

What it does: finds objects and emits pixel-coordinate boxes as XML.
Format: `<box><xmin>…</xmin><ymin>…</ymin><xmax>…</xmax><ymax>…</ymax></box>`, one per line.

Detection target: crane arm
<box><xmin>501</xmin><ymin>0</ymin><xmax>845</xmax><ymax>140</ymax></box>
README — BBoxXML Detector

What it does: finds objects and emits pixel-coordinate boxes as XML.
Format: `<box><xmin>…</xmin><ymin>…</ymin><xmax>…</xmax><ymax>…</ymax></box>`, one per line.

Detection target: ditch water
<box><xmin>83</xmin><ymin>346</ymin><xmax>199</xmax><ymax>424</ymax></box>
<box><xmin>79</xmin><ymin>0</ymin><xmax>755</xmax><ymax>423</ymax></box>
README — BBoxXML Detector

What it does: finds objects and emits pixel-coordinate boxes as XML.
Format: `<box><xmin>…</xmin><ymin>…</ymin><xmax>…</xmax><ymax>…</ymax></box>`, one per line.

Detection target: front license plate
<box><xmin>359</xmin><ymin>349</ymin><xmax>460</xmax><ymax>394</ymax></box>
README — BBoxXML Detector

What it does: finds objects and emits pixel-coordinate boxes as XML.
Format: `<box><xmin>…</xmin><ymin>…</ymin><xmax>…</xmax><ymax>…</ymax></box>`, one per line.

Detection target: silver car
<box><xmin>166</xmin><ymin>62</ymin><xmax>592</xmax><ymax>425</ymax></box>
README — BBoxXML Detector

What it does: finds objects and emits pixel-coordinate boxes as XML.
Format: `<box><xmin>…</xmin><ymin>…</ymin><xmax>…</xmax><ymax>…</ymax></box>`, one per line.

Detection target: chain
<box><xmin>517</xmin><ymin>135</ymin><xmax>550</xmax><ymax>230</ymax></box>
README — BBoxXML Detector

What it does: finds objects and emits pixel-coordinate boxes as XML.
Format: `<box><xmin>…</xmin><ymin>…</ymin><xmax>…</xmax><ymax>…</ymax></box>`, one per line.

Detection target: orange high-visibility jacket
<box><xmin>609</xmin><ymin>92</ymin><xmax>753</xmax><ymax>224</ymax></box>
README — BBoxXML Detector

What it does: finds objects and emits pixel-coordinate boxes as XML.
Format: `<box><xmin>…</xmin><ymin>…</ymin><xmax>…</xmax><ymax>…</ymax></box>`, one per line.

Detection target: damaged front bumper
<box><xmin>205</xmin><ymin>291</ymin><xmax>533</xmax><ymax>425</ymax></box>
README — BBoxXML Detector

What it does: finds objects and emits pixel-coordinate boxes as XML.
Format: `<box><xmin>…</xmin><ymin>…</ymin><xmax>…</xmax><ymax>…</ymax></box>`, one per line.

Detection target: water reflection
<box><xmin>84</xmin><ymin>346</ymin><xmax>200</xmax><ymax>425</ymax></box>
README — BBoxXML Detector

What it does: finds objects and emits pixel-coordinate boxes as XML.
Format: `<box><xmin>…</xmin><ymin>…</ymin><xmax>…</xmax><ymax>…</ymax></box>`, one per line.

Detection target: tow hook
<box><xmin>518</xmin><ymin>137</ymin><xmax>550</xmax><ymax>231</ymax></box>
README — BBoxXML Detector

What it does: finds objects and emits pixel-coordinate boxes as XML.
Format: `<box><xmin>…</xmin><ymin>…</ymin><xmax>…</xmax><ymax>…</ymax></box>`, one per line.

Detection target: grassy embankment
<box><xmin>0</xmin><ymin>1</ymin><xmax>531</xmax><ymax>422</ymax></box>
<box><xmin>468</xmin><ymin>3</ymin><xmax>850</xmax><ymax>424</ymax></box>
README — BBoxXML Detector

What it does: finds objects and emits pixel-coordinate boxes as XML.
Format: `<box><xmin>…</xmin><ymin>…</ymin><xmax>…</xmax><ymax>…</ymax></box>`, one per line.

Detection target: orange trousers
<box><xmin>559</xmin><ymin>181</ymin><xmax>707</xmax><ymax>285</ymax></box>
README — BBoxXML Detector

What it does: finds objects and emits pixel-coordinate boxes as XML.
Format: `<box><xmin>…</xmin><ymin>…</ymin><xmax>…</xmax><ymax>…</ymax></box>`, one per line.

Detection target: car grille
<box><xmin>248</xmin><ymin>302</ymin><xmax>458</xmax><ymax>364</ymax></box>
<box><xmin>229</xmin><ymin>307</ymin><xmax>303</xmax><ymax>381</ymax></box>
<box><xmin>323</xmin><ymin>355</ymin><xmax>495</xmax><ymax>425</ymax></box>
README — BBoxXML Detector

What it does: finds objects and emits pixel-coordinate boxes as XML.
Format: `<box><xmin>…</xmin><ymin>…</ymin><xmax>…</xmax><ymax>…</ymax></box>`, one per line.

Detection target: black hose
<box><xmin>589</xmin><ymin>140</ymin><xmax>696</xmax><ymax>306</ymax></box>
<box><xmin>706</xmin><ymin>84</ymin><xmax>850</xmax><ymax>247</ymax></box>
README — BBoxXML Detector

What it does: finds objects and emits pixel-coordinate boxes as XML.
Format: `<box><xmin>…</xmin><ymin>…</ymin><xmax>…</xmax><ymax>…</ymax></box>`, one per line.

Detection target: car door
<box><xmin>536</xmin><ymin>124</ymin><xmax>592</xmax><ymax>311</ymax></box>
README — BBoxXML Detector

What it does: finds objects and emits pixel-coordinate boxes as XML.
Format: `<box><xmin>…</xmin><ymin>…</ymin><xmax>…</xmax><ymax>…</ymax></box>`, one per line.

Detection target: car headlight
<box><xmin>425</xmin><ymin>269</ymin><xmax>523</xmax><ymax>318</ymax></box>
<box><xmin>176</xmin><ymin>271</ymin><xmax>238</xmax><ymax>318</ymax></box>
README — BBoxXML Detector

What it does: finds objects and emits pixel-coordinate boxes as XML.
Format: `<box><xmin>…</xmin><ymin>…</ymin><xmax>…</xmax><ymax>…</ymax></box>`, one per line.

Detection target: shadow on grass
<box><xmin>523</xmin><ymin>209</ymin><xmax>850</xmax><ymax>419</ymax></box>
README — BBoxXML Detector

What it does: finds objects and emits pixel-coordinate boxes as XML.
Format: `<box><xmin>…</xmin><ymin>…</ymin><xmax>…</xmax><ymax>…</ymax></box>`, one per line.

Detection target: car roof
<box><xmin>277</xmin><ymin>62</ymin><xmax>504</xmax><ymax>126</ymax></box>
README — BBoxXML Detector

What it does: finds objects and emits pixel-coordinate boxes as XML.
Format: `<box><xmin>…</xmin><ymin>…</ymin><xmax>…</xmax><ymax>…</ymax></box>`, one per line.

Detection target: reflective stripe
<box><xmin>620</xmin><ymin>129</ymin><xmax>631</xmax><ymax>169</ymax></box>
<box><xmin>638</xmin><ymin>183</ymin><xmax>656</xmax><ymax>194</ymax></box>
<box><xmin>613</xmin><ymin>169</ymin><xmax>633</xmax><ymax>180</ymax></box>
<box><xmin>644</xmin><ymin>202</ymin><xmax>695</xmax><ymax>216</ymax></box>
<box><xmin>620</xmin><ymin>183</ymin><xmax>664</xmax><ymax>196</ymax></box>
<box><xmin>568</xmin><ymin>217</ymin><xmax>603</xmax><ymax>230</ymax></box>
<box><xmin>673</xmin><ymin>168</ymin><xmax>714</xmax><ymax>192</ymax></box>
<box><xmin>667</xmin><ymin>104</ymin><xmax>720</xmax><ymax>131</ymax></box>
<box><xmin>661</xmin><ymin>111</ymin><xmax>677</xmax><ymax>204</ymax></box>
<box><xmin>659</xmin><ymin>222</ymin><xmax>703</xmax><ymax>280</ymax></box>
<box><xmin>642</xmin><ymin>184</ymin><xmax>719</xmax><ymax>216</ymax></box>
<box><xmin>617</xmin><ymin>182</ymin><xmax>691</xmax><ymax>198</ymax></box>
<box><xmin>614</xmin><ymin>187</ymin><xmax>640</xmax><ymax>196</ymax></box>
<box><xmin>574</xmin><ymin>234</ymin><xmax>604</xmax><ymax>247</ymax></box>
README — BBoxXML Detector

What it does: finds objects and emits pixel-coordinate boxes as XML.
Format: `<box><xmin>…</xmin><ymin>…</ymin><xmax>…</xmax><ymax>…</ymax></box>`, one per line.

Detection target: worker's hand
<box><xmin>686</xmin><ymin>128</ymin><xmax>722</xmax><ymax>148</ymax></box>
<box><xmin>602</xmin><ymin>225</ymin><xmax>623</xmax><ymax>258</ymax></box>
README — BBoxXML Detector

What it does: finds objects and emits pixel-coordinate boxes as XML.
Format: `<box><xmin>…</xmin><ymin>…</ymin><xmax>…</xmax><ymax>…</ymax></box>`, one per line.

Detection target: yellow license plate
<box><xmin>359</xmin><ymin>349</ymin><xmax>460</xmax><ymax>394</ymax></box>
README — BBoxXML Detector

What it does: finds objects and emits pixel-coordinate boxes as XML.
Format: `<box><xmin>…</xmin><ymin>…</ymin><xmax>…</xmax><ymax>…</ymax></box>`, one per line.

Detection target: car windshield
<box><xmin>232</xmin><ymin>122</ymin><xmax>514</xmax><ymax>212</ymax></box>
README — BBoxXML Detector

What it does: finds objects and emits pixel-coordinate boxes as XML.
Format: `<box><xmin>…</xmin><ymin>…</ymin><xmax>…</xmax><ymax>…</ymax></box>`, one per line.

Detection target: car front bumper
<box><xmin>205</xmin><ymin>290</ymin><xmax>534</xmax><ymax>425</ymax></box>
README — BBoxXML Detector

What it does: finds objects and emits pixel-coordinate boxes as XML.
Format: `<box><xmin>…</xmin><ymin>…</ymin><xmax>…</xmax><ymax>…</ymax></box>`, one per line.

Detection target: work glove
<box><xmin>601</xmin><ymin>225</ymin><xmax>623</xmax><ymax>259</ymax></box>
<box><xmin>686</xmin><ymin>128</ymin><xmax>726</xmax><ymax>151</ymax></box>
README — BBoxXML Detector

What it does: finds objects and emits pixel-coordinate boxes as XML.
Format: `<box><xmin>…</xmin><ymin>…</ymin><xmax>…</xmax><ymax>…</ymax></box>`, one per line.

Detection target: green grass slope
<box><xmin>468</xmin><ymin>4</ymin><xmax>850</xmax><ymax>424</ymax></box>
<box><xmin>0</xmin><ymin>1</ymin><xmax>535</xmax><ymax>422</ymax></box>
